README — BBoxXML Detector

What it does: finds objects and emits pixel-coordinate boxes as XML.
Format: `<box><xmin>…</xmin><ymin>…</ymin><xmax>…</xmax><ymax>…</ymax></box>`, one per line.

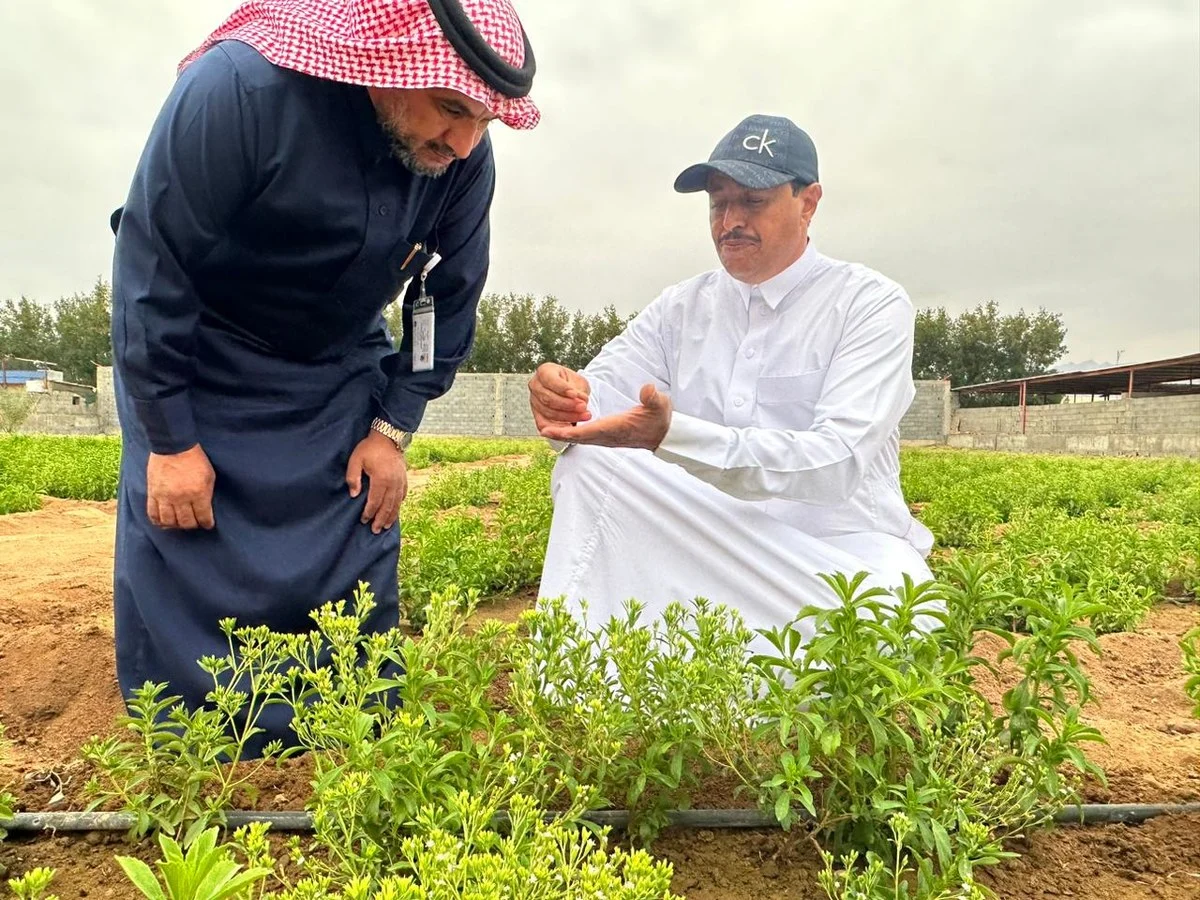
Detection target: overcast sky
<box><xmin>1</xmin><ymin>0</ymin><xmax>1197</xmax><ymax>365</ymax></box>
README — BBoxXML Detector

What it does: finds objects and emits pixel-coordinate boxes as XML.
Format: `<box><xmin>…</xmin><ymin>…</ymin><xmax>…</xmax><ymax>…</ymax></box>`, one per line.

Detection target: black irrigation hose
<box><xmin>5</xmin><ymin>803</ymin><xmax>1200</xmax><ymax>835</ymax></box>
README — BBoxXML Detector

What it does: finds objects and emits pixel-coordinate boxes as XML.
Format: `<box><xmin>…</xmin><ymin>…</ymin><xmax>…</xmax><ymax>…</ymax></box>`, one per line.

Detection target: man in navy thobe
<box><xmin>109</xmin><ymin>0</ymin><xmax>539</xmax><ymax>752</ymax></box>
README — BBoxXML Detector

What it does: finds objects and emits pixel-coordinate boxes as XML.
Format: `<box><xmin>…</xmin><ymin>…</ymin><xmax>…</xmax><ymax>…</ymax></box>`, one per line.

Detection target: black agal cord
<box><xmin>426</xmin><ymin>0</ymin><xmax>535</xmax><ymax>98</ymax></box>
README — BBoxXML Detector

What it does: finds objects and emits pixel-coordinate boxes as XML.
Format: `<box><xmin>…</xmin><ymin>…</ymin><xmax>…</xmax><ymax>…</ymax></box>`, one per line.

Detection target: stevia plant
<box><xmin>705</xmin><ymin>570</ymin><xmax>1107</xmax><ymax>898</ymax></box>
<box><xmin>80</xmin><ymin>616</ymin><xmax>298</xmax><ymax>845</ymax></box>
<box><xmin>1182</xmin><ymin>625</ymin><xmax>1200</xmax><ymax>718</ymax></box>
<box><xmin>510</xmin><ymin>594</ymin><xmax>757</xmax><ymax>846</ymax></box>
<box><xmin>6</xmin><ymin>867</ymin><xmax>60</xmax><ymax>900</ymax></box>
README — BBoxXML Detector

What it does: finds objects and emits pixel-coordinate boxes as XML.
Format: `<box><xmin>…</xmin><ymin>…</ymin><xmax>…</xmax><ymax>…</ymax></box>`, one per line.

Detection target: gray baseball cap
<box><xmin>674</xmin><ymin>114</ymin><xmax>819</xmax><ymax>193</ymax></box>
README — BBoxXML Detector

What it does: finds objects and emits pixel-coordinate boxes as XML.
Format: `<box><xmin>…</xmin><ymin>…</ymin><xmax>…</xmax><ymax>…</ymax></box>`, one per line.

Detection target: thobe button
<box><xmin>377</xmin><ymin>204</ymin><xmax>390</xmax><ymax>216</ymax></box>
<box><xmin>745</xmin><ymin>348</ymin><xmax>756</xmax><ymax>358</ymax></box>
<box><xmin>733</xmin><ymin>397</ymin><xmax>744</xmax><ymax>408</ymax></box>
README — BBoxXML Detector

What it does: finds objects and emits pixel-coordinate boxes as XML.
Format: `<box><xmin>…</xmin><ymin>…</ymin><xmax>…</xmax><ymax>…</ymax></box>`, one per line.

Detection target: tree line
<box><xmin>3</xmin><ymin>280</ymin><xmax>1067</xmax><ymax>402</ymax></box>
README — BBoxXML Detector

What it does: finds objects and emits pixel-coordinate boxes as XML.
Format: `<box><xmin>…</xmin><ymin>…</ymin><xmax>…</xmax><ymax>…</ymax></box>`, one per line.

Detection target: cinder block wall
<box><xmin>899</xmin><ymin>380</ymin><xmax>952</xmax><ymax>441</ymax></box>
<box><xmin>950</xmin><ymin>395</ymin><xmax>1200</xmax><ymax>457</ymax></box>
<box><xmin>67</xmin><ymin>369</ymin><xmax>960</xmax><ymax>443</ymax></box>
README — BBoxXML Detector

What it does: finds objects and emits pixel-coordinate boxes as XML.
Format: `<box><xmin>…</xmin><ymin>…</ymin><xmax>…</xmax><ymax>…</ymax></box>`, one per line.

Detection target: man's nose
<box><xmin>444</xmin><ymin>120</ymin><xmax>485</xmax><ymax>159</ymax></box>
<box><xmin>721</xmin><ymin>205</ymin><xmax>747</xmax><ymax>233</ymax></box>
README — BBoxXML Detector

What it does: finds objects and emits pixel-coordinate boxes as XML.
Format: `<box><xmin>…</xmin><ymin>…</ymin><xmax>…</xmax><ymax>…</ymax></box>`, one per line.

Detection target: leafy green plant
<box><xmin>6</xmin><ymin>867</ymin><xmax>59</xmax><ymax>900</ymax></box>
<box><xmin>1</xmin><ymin>719</ymin><xmax>19</xmax><ymax>842</ymax></box>
<box><xmin>817</xmin><ymin>814</ymin><xmax>994</xmax><ymax>900</ymax></box>
<box><xmin>116</xmin><ymin>826</ymin><xmax>272</xmax><ymax>900</ymax></box>
<box><xmin>997</xmin><ymin>582</ymin><xmax>1108</xmax><ymax>802</ymax></box>
<box><xmin>403</xmin><ymin>436</ymin><xmax>543</xmax><ymax>470</ymax></box>
<box><xmin>706</xmin><ymin>571</ymin><xmax>1105</xmax><ymax>896</ymax></box>
<box><xmin>0</xmin><ymin>390</ymin><xmax>41</xmax><ymax>434</ymax></box>
<box><xmin>0</xmin><ymin>435</ymin><xmax>121</xmax><ymax>501</ymax></box>
<box><xmin>904</xmin><ymin>449</ymin><xmax>1200</xmax><ymax>635</ymax></box>
<box><xmin>1182</xmin><ymin>625</ymin><xmax>1200</xmax><ymax>718</ymax></box>
<box><xmin>80</xmin><ymin>614</ymin><xmax>297</xmax><ymax>845</ymax></box>
<box><xmin>0</xmin><ymin>481</ymin><xmax>40</xmax><ymax>514</ymax></box>
<box><xmin>399</xmin><ymin>456</ymin><xmax>553</xmax><ymax>626</ymax></box>
<box><xmin>511</xmin><ymin>594</ymin><xmax>756</xmax><ymax>845</ymax></box>
<box><xmin>275</xmin><ymin>792</ymin><xmax>679</xmax><ymax>900</ymax></box>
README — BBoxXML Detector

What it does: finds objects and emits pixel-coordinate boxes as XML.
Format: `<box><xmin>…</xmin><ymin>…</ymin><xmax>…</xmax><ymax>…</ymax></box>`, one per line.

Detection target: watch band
<box><xmin>370</xmin><ymin>417</ymin><xmax>413</xmax><ymax>451</ymax></box>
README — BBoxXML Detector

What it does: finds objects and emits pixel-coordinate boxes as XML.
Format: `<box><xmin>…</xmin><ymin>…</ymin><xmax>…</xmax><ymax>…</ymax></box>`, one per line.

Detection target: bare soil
<box><xmin>1</xmin><ymin>493</ymin><xmax>1199</xmax><ymax>898</ymax></box>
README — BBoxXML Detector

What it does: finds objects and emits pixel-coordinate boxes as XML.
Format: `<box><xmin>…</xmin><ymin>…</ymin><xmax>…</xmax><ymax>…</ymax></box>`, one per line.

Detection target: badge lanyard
<box><xmin>412</xmin><ymin>252</ymin><xmax>442</xmax><ymax>373</ymax></box>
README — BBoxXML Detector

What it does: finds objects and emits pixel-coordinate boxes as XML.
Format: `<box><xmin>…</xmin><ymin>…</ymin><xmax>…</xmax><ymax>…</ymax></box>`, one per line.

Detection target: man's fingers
<box><xmin>175</xmin><ymin>503</ymin><xmax>199</xmax><ymax>530</ymax></box>
<box><xmin>158</xmin><ymin>501</ymin><xmax>180</xmax><ymax>530</ymax></box>
<box><xmin>540</xmin><ymin>417</ymin><xmax>613</xmax><ymax>445</ymax></box>
<box><xmin>373</xmin><ymin>486</ymin><xmax>399</xmax><ymax>533</ymax></box>
<box><xmin>361</xmin><ymin>475</ymin><xmax>383</xmax><ymax>524</ymax></box>
<box><xmin>345</xmin><ymin>452</ymin><xmax>364</xmax><ymax>498</ymax></box>
<box><xmin>195</xmin><ymin>495</ymin><xmax>216</xmax><ymax>530</ymax></box>
<box><xmin>147</xmin><ymin>496</ymin><xmax>161</xmax><ymax>527</ymax></box>
<box><xmin>531</xmin><ymin>380</ymin><xmax>588</xmax><ymax>414</ymax></box>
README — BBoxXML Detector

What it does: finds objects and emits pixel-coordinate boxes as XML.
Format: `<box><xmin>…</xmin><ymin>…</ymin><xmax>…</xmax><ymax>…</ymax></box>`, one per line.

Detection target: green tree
<box><xmin>433</xmin><ymin>293</ymin><xmax>634</xmax><ymax>374</ymax></box>
<box><xmin>52</xmin><ymin>277</ymin><xmax>112</xmax><ymax>385</ymax></box>
<box><xmin>913</xmin><ymin>301</ymin><xmax>1067</xmax><ymax>406</ymax></box>
<box><xmin>0</xmin><ymin>297</ymin><xmax>57</xmax><ymax>366</ymax></box>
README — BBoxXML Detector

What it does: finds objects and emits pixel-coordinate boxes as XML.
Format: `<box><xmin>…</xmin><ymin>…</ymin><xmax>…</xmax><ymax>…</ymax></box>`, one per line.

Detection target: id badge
<box><xmin>412</xmin><ymin>252</ymin><xmax>441</xmax><ymax>373</ymax></box>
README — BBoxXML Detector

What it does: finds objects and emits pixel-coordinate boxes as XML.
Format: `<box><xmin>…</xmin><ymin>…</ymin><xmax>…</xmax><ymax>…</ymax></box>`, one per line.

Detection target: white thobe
<box><xmin>538</xmin><ymin>241</ymin><xmax>940</xmax><ymax>651</ymax></box>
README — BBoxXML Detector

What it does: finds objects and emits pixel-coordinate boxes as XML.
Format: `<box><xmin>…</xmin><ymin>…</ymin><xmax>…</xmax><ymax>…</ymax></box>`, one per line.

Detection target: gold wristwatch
<box><xmin>370</xmin><ymin>417</ymin><xmax>413</xmax><ymax>452</ymax></box>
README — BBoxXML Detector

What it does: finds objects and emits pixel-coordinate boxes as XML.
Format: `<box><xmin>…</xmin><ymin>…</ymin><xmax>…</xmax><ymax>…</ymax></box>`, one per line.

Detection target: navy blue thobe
<box><xmin>109</xmin><ymin>40</ymin><xmax>495</xmax><ymax>753</ymax></box>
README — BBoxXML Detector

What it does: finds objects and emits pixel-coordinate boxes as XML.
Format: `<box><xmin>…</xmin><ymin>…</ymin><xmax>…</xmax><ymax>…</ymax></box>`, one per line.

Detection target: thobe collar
<box><xmin>727</xmin><ymin>239</ymin><xmax>821</xmax><ymax>310</ymax></box>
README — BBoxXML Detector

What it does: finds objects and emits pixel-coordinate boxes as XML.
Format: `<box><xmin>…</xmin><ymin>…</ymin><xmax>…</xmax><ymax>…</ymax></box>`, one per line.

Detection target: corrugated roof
<box><xmin>952</xmin><ymin>352</ymin><xmax>1200</xmax><ymax>396</ymax></box>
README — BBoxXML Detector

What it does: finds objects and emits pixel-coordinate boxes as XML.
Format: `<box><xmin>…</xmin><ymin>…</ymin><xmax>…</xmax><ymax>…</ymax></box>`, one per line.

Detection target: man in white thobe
<box><xmin>529</xmin><ymin>114</ymin><xmax>939</xmax><ymax>653</ymax></box>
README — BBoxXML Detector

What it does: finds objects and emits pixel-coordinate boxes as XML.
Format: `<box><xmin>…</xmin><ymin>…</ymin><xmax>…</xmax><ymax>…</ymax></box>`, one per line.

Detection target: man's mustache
<box><xmin>720</xmin><ymin>231</ymin><xmax>758</xmax><ymax>244</ymax></box>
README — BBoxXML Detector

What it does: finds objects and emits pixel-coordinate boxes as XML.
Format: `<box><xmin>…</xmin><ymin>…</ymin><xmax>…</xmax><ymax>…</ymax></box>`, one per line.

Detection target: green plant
<box><xmin>707</xmin><ymin>571</ymin><xmax>1105</xmax><ymax>896</ymax></box>
<box><xmin>816</xmin><ymin>814</ymin><xmax>993</xmax><ymax>899</ymax></box>
<box><xmin>81</xmin><ymin>614</ymin><xmax>297</xmax><ymax>844</ymax></box>
<box><xmin>1182</xmin><ymin>625</ymin><xmax>1200</xmax><ymax>718</ymax></box>
<box><xmin>253</xmin><ymin>583</ymin><xmax>581</xmax><ymax>885</ymax></box>
<box><xmin>0</xmin><ymin>481</ymin><xmax>40</xmax><ymax>514</ymax></box>
<box><xmin>0</xmin><ymin>435</ymin><xmax>121</xmax><ymax>500</ymax></box>
<box><xmin>512</xmin><ymin>595</ymin><xmax>756</xmax><ymax>845</ymax></box>
<box><xmin>0</xmin><ymin>390</ymin><xmax>40</xmax><ymax>434</ymax></box>
<box><xmin>399</xmin><ymin>456</ymin><xmax>553</xmax><ymax>626</ymax></box>
<box><xmin>116</xmin><ymin>826</ymin><xmax>272</xmax><ymax>900</ymax></box>
<box><xmin>997</xmin><ymin>582</ymin><xmax>1108</xmax><ymax>801</ymax></box>
<box><xmin>276</xmin><ymin>792</ymin><xmax>680</xmax><ymax>900</ymax></box>
<box><xmin>1</xmin><ymin>719</ymin><xmax>19</xmax><ymax>841</ymax></box>
<box><xmin>6</xmin><ymin>867</ymin><xmax>59</xmax><ymax>900</ymax></box>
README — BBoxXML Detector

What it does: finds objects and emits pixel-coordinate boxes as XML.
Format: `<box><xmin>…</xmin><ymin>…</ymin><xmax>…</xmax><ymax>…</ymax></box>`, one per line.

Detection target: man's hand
<box><xmin>147</xmin><ymin>444</ymin><xmax>216</xmax><ymax>530</ymax></box>
<box><xmin>346</xmin><ymin>430</ymin><xmax>408</xmax><ymax>533</ymax></box>
<box><xmin>528</xmin><ymin>362</ymin><xmax>592</xmax><ymax>431</ymax></box>
<box><xmin>538</xmin><ymin>383</ymin><xmax>672</xmax><ymax>451</ymax></box>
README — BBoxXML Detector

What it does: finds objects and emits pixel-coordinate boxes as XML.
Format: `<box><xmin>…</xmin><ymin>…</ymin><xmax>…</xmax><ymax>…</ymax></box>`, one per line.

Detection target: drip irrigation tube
<box><xmin>4</xmin><ymin>803</ymin><xmax>1200</xmax><ymax>835</ymax></box>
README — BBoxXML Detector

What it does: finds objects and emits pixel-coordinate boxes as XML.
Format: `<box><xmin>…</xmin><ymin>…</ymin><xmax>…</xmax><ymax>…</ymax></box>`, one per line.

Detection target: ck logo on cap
<box><xmin>742</xmin><ymin>128</ymin><xmax>776</xmax><ymax>157</ymax></box>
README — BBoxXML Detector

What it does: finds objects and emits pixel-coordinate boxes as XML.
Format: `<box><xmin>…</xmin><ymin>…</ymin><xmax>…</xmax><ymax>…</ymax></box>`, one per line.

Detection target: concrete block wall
<box><xmin>89</xmin><ymin>368</ymin><xmax>953</xmax><ymax>441</ymax></box>
<box><xmin>11</xmin><ymin>389</ymin><xmax>102</xmax><ymax>435</ymax></box>
<box><xmin>953</xmin><ymin>395</ymin><xmax>1200</xmax><ymax>436</ymax></box>
<box><xmin>950</xmin><ymin>394</ymin><xmax>1200</xmax><ymax>457</ymax></box>
<box><xmin>48</xmin><ymin>368</ymin><xmax>1200</xmax><ymax>457</ymax></box>
<box><xmin>416</xmin><ymin>373</ymin><xmax>503</xmax><ymax>436</ymax></box>
<box><xmin>899</xmin><ymin>380</ymin><xmax>951</xmax><ymax>441</ymax></box>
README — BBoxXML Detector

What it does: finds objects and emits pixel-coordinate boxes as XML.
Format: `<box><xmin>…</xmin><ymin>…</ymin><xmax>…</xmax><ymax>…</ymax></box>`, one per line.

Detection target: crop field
<box><xmin>0</xmin><ymin>438</ymin><xmax>1198</xmax><ymax>899</ymax></box>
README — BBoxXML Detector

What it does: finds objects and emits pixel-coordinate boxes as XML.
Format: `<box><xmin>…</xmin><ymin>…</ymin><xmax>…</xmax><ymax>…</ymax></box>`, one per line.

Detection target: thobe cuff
<box><xmin>376</xmin><ymin>381</ymin><xmax>427</xmax><ymax>433</ymax></box>
<box><xmin>654</xmin><ymin>410</ymin><xmax>728</xmax><ymax>469</ymax></box>
<box><xmin>132</xmin><ymin>391</ymin><xmax>199</xmax><ymax>455</ymax></box>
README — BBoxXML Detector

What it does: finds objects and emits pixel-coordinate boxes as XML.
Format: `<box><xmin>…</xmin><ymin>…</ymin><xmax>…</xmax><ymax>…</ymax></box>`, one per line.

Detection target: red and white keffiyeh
<box><xmin>179</xmin><ymin>0</ymin><xmax>539</xmax><ymax>129</ymax></box>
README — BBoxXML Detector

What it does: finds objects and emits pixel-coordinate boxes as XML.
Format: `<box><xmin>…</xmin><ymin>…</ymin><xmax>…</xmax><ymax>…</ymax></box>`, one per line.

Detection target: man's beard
<box><xmin>379</xmin><ymin>111</ymin><xmax>453</xmax><ymax>179</ymax></box>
